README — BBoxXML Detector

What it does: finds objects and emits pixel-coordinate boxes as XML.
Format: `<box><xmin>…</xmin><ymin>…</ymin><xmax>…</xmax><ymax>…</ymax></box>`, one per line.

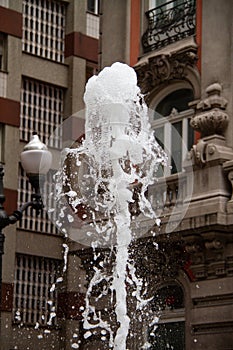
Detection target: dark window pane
<box><xmin>151</xmin><ymin>284</ymin><xmax>184</xmax><ymax>311</ymax></box>
<box><xmin>171</xmin><ymin>121</ymin><xmax>182</xmax><ymax>174</ymax></box>
<box><xmin>149</xmin><ymin>322</ymin><xmax>185</xmax><ymax>350</ymax></box>
<box><xmin>188</xmin><ymin>118</ymin><xmax>194</xmax><ymax>150</ymax></box>
<box><xmin>156</xmin><ymin>89</ymin><xmax>194</xmax><ymax>117</ymax></box>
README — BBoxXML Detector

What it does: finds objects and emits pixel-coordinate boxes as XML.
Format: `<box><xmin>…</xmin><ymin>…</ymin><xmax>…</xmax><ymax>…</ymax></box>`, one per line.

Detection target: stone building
<box><xmin>0</xmin><ymin>0</ymin><xmax>233</xmax><ymax>350</ymax></box>
<box><xmin>89</xmin><ymin>0</ymin><xmax>233</xmax><ymax>349</ymax></box>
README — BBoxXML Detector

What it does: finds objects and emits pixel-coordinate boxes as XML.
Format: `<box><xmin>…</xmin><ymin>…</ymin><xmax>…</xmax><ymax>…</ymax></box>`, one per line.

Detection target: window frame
<box><xmin>150</xmin><ymin>85</ymin><xmax>194</xmax><ymax>176</ymax></box>
<box><xmin>151</xmin><ymin>108</ymin><xmax>193</xmax><ymax>176</ymax></box>
<box><xmin>148</xmin><ymin>282</ymin><xmax>186</xmax><ymax>349</ymax></box>
<box><xmin>0</xmin><ymin>32</ymin><xmax>7</xmax><ymax>72</ymax></box>
<box><xmin>87</xmin><ymin>0</ymin><xmax>99</xmax><ymax>15</ymax></box>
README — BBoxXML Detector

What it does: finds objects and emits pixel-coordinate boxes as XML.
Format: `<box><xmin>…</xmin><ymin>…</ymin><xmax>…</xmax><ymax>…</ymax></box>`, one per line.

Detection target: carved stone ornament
<box><xmin>184</xmin><ymin>233</ymin><xmax>231</xmax><ymax>280</ymax></box>
<box><xmin>190</xmin><ymin>83</ymin><xmax>229</xmax><ymax>137</ymax></box>
<box><xmin>135</xmin><ymin>48</ymin><xmax>198</xmax><ymax>95</ymax></box>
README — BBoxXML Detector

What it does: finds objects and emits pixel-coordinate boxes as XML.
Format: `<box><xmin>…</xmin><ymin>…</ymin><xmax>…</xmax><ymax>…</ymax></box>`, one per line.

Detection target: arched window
<box><xmin>151</xmin><ymin>88</ymin><xmax>194</xmax><ymax>176</ymax></box>
<box><xmin>148</xmin><ymin>283</ymin><xmax>185</xmax><ymax>349</ymax></box>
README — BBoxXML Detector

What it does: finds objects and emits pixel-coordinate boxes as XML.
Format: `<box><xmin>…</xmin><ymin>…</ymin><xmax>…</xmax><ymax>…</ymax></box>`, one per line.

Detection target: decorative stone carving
<box><xmin>135</xmin><ymin>48</ymin><xmax>197</xmax><ymax>95</ymax></box>
<box><xmin>190</xmin><ymin>83</ymin><xmax>229</xmax><ymax>137</ymax></box>
<box><xmin>183</xmin><ymin>233</ymin><xmax>233</xmax><ymax>280</ymax></box>
<box><xmin>189</xmin><ymin>138</ymin><xmax>207</xmax><ymax>166</ymax></box>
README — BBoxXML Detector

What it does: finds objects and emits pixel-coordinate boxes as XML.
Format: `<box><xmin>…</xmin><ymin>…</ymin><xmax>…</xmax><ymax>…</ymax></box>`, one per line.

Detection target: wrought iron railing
<box><xmin>142</xmin><ymin>0</ymin><xmax>196</xmax><ymax>53</ymax></box>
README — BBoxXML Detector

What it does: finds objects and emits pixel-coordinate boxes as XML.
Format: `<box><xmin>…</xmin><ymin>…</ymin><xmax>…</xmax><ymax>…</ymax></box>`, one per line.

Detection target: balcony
<box><xmin>142</xmin><ymin>0</ymin><xmax>196</xmax><ymax>54</ymax></box>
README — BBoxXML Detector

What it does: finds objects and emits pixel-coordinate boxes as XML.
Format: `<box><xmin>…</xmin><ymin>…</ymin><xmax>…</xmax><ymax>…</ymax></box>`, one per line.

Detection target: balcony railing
<box><xmin>142</xmin><ymin>0</ymin><xmax>196</xmax><ymax>53</ymax></box>
<box><xmin>148</xmin><ymin>172</ymin><xmax>187</xmax><ymax>217</ymax></box>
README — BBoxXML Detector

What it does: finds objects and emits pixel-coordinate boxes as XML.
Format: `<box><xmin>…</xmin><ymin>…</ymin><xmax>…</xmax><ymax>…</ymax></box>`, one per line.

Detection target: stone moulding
<box><xmin>190</xmin><ymin>82</ymin><xmax>229</xmax><ymax>137</ymax></box>
<box><xmin>135</xmin><ymin>47</ymin><xmax>198</xmax><ymax>95</ymax></box>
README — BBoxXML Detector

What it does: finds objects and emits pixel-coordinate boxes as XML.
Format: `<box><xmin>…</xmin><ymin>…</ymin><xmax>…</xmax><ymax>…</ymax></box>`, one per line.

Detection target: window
<box><xmin>0</xmin><ymin>33</ymin><xmax>7</xmax><ymax>97</ymax></box>
<box><xmin>13</xmin><ymin>254</ymin><xmax>60</xmax><ymax>326</ymax></box>
<box><xmin>20</xmin><ymin>78</ymin><xmax>63</xmax><ymax>149</ymax></box>
<box><xmin>18</xmin><ymin>166</ymin><xmax>60</xmax><ymax>234</ymax></box>
<box><xmin>86</xmin><ymin>0</ymin><xmax>100</xmax><ymax>38</ymax></box>
<box><xmin>86</xmin><ymin>63</ymin><xmax>98</xmax><ymax>82</ymax></box>
<box><xmin>149</xmin><ymin>284</ymin><xmax>185</xmax><ymax>349</ymax></box>
<box><xmin>151</xmin><ymin>89</ymin><xmax>194</xmax><ymax>176</ymax></box>
<box><xmin>149</xmin><ymin>0</ymin><xmax>184</xmax><ymax>10</ymax></box>
<box><xmin>0</xmin><ymin>33</ymin><xmax>7</xmax><ymax>71</ymax></box>
<box><xmin>22</xmin><ymin>0</ymin><xmax>66</xmax><ymax>63</ymax></box>
<box><xmin>87</xmin><ymin>0</ymin><xmax>99</xmax><ymax>14</ymax></box>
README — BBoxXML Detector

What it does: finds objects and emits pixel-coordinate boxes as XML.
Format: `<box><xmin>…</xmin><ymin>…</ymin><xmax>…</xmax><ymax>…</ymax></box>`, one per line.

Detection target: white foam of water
<box><xmin>55</xmin><ymin>62</ymin><xmax>166</xmax><ymax>349</ymax></box>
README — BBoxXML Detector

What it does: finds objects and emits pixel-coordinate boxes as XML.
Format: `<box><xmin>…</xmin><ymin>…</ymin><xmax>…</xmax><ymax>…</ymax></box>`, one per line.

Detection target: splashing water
<box><xmin>57</xmin><ymin>62</ymin><xmax>166</xmax><ymax>349</ymax></box>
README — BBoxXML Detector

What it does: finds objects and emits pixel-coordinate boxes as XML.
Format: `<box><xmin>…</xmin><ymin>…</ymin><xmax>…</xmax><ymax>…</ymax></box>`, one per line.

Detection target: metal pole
<box><xmin>0</xmin><ymin>162</ymin><xmax>44</xmax><ymax>348</ymax></box>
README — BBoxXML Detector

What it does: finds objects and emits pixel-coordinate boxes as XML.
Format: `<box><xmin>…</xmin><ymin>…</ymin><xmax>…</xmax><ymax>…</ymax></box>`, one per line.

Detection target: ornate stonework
<box><xmin>190</xmin><ymin>82</ymin><xmax>229</xmax><ymax>137</ymax></box>
<box><xmin>135</xmin><ymin>47</ymin><xmax>198</xmax><ymax>95</ymax></box>
<box><xmin>184</xmin><ymin>232</ymin><xmax>233</xmax><ymax>280</ymax></box>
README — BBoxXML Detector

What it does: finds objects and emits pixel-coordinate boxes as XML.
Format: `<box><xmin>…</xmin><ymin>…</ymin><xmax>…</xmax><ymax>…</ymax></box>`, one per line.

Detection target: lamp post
<box><xmin>0</xmin><ymin>133</ymin><xmax>52</xmax><ymax>328</ymax></box>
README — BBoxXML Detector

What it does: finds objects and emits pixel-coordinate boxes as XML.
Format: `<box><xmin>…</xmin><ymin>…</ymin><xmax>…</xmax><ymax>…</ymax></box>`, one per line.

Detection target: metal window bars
<box><xmin>13</xmin><ymin>254</ymin><xmax>60</xmax><ymax>326</ymax></box>
<box><xmin>142</xmin><ymin>0</ymin><xmax>196</xmax><ymax>53</ymax></box>
<box><xmin>20</xmin><ymin>78</ymin><xmax>63</xmax><ymax>149</ymax></box>
<box><xmin>22</xmin><ymin>0</ymin><xmax>66</xmax><ymax>63</ymax></box>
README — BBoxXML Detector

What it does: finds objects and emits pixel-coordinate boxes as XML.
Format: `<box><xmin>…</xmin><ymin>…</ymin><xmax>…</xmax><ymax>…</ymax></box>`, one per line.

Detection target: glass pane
<box><xmin>154</xmin><ymin>110</ymin><xmax>164</xmax><ymax>120</ymax></box>
<box><xmin>188</xmin><ymin>118</ymin><xmax>194</xmax><ymax>150</ymax></box>
<box><xmin>87</xmin><ymin>0</ymin><xmax>99</xmax><ymax>14</ymax></box>
<box><xmin>0</xmin><ymin>33</ymin><xmax>6</xmax><ymax>71</ymax></box>
<box><xmin>154</xmin><ymin>126</ymin><xmax>164</xmax><ymax>148</ymax></box>
<box><xmin>156</xmin><ymin>89</ymin><xmax>194</xmax><ymax>117</ymax></box>
<box><xmin>149</xmin><ymin>0</ymin><xmax>166</xmax><ymax>10</ymax></box>
<box><xmin>149</xmin><ymin>322</ymin><xmax>185</xmax><ymax>349</ymax></box>
<box><xmin>151</xmin><ymin>284</ymin><xmax>184</xmax><ymax>311</ymax></box>
<box><xmin>154</xmin><ymin>127</ymin><xmax>164</xmax><ymax>177</ymax></box>
<box><xmin>171</xmin><ymin>121</ymin><xmax>182</xmax><ymax>174</ymax></box>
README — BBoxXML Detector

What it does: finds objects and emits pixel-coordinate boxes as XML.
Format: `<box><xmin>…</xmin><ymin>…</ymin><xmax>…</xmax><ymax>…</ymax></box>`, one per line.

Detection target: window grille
<box><xmin>86</xmin><ymin>13</ymin><xmax>100</xmax><ymax>39</ymax></box>
<box><xmin>22</xmin><ymin>0</ymin><xmax>66</xmax><ymax>63</ymax></box>
<box><xmin>20</xmin><ymin>78</ymin><xmax>63</xmax><ymax>149</ymax></box>
<box><xmin>13</xmin><ymin>254</ymin><xmax>61</xmax><ymax>326</ymax></box>
<box><xmin>18</xmin><ymin>166</ymin><xmax>60</xmax><ymax>235</ymax></box>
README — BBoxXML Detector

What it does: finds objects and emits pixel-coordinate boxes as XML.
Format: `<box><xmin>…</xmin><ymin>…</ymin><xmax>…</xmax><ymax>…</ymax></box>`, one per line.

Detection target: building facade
<box><xmin>0</xmin><ymin>0</ymin><xmax>99</xmax><ymax>349</ymax></box>
<box><xmin>0</xmin><ymin>0</ymin><xmax>233</xmax><ymax>350</ymax></box>
<box><xmin>96</xmin><ymin>0</ymin><xmax>233</xmax><ymax>349</ymax></box>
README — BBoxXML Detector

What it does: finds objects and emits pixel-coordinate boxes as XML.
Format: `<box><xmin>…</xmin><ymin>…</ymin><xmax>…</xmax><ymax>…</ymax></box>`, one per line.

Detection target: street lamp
<box><xmin>0</xmin><ymin>133</ymin><xmax>52</xmax><ymax>314</ymax></box>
